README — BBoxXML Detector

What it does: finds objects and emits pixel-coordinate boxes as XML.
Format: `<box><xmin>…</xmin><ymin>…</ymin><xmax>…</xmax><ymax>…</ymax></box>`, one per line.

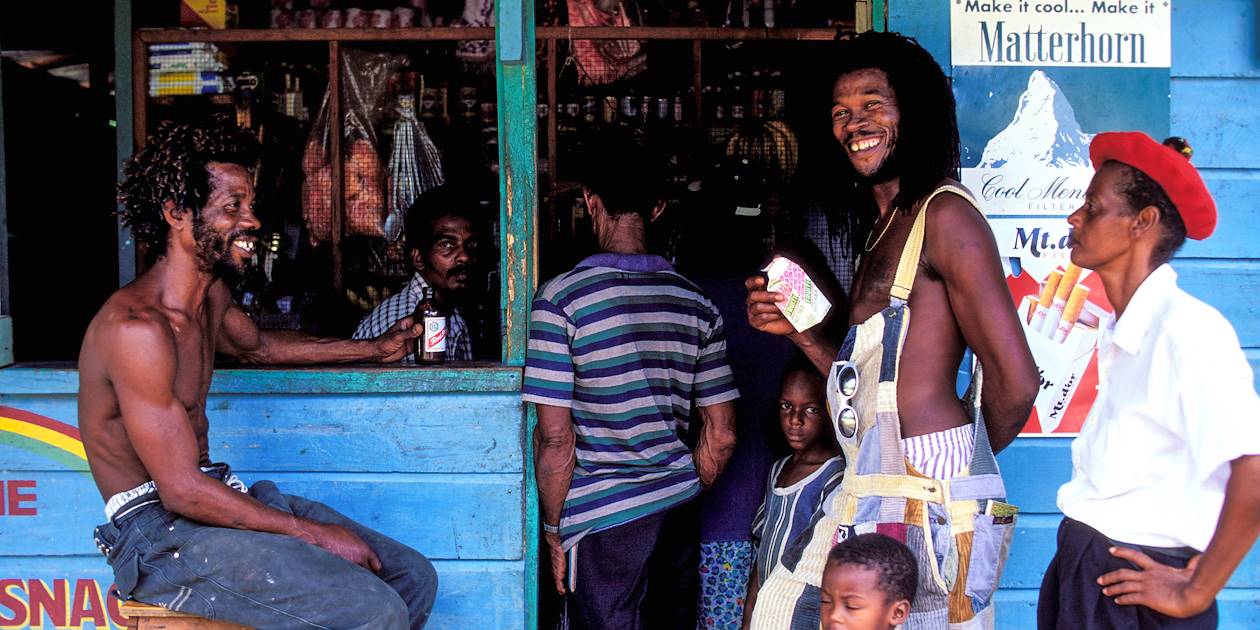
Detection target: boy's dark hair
<box><xmin>781</xmin><ymin>351</ymin><xmax>824</xmax><ymax>389</ymax></box>
<box><xmin>117</xmin><ymin>115</ymin><xmax>260</xmax><ymax>257</ymax></box>
<box><xmin>404</xmin><ymin>185</ymin><xmax>480</xmax><ymax>255</ymax></box>
<box><xmin>575</xmin><ymin>130</ymin><xmax>662</xmax><ymax>220</ymax></box>
<box><xmin>827</xmin><ymin>533</ymin><xmax>918</xmax><ymax>604</ymax></box>
<box><xmin>1106</xmin><ymin>160</ymin><xmax>1188</xmax><ymax>267</ymax></box>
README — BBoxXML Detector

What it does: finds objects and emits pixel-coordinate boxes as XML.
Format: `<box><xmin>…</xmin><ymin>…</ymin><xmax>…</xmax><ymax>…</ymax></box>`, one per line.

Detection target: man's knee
<box><xmin>395</xmin><ymin>547</ymin><xmax>439</xmax><ymax>614</ymax></box>
<box><xmin>348</xmin><ymin>579</ymin><xmax>411</xmax><ymax>630</ymax></box>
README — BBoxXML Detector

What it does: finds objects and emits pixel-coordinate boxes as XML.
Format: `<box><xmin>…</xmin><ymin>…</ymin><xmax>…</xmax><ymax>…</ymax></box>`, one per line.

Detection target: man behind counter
<box><xmin>354</xmin><ymin>185</ymin><xmax>485</xmax><ymax>361</ymax></box>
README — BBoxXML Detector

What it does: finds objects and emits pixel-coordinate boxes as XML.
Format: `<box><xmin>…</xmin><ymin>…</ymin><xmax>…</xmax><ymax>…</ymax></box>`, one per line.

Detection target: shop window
<box><xmin>138</xmin><ymin>33</ymin><xmax>504</xmax><ymax>362</ymax></box>
<box><xmin>536</xmin><ymin>34</ymin><xmax>850</xmax><ymax>283</ymax></box>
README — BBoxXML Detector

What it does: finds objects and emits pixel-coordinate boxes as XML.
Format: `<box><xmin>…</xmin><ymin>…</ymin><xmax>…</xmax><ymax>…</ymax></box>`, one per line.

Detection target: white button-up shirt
<box><xmin>1057</xmin><ymin>264</ymin><xmax>1260</xmax><ymax>550</ymax></box>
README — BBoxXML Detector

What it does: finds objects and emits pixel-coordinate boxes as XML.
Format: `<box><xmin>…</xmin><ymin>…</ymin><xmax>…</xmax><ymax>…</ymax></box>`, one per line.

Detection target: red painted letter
<box><xmin>70</xmin><ymin>579</ymin><xmax>107</xmax><ymax>627</ymax></box>
<box><xmin>106</xmin><ymin>585</ymin><xmax>127</xmax><ymax>628</ymax></box>
<box><xmin>0</xmin><ymin>579</ymin><xmax>27</xmax><ymax>626</ymax></box>
<box><xmin>27</xmin><ymin>578</ymin><xmax>68</xmax><ymax>627</ymax></box>
<box><xmin>6</xmin><ymin>480</ymin><xmax>37</xmax><ymax>516</ymax></box>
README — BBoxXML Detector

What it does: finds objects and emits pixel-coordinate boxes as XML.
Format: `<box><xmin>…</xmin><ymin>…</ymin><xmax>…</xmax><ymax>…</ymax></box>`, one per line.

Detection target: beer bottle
<box><xmin>414</xmin><ymin>286</ymin><xmax>447</xmax><ymax>364</ymax></box>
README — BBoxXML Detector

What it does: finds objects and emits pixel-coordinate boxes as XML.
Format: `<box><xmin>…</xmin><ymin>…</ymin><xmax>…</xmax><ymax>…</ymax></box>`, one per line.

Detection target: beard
<box><xmin>441</xmin><ymin>262</ymin><xmax>473</xmax><ymax>296</ymax></box>
<box><xmin>855</xmin><ymin>146</ymin><xmax>901</xmax><ymax>186</ymax></box>
<box><xmin>192</xmin><ymin>217</ymin><xmax>254</xmax><ymax>283</ymax></box>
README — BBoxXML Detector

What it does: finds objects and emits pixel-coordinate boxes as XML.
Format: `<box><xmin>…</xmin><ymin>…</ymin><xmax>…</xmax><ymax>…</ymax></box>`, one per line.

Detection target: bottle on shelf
<box><xmin>582</xmin><ymin>95</ymin><xmax>597</xmax><ymax>125</ymax></box>
<box><xmin>768</xmin><ymin>69</ymin><xmax>786</xmax><ymax>118</ymax></box>
<box><xmin>729</xmin><ymin>71</ymin><xmax>746</xmax><ymax>121</ymax></box>
<box><xmin>750</xmin><ymin>69</ymin><xmax>766</xmax><ymax>119</ymax></box>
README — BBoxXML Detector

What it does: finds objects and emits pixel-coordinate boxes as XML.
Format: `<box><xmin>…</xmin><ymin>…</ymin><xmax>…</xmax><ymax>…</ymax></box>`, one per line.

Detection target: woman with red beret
<box><xmin>1038</xmin><ymin>132</ymin><xmax>1260</xmax><ymax>629</ymax></box>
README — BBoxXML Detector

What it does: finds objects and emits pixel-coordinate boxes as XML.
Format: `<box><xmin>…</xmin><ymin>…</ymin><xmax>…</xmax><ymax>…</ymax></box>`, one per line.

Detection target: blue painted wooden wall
<box><xmin>0</xmin><ymin>368</ymin><xmax>527</xmax><ymax>629</ymax></box>
<box><xmin>892</xmin><ymin>0</ymin><xmax>1260</xmax><ymax>627</ymax></box>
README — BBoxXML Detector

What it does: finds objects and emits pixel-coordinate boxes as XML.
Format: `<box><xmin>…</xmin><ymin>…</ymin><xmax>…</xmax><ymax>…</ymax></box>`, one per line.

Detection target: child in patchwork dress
<box><xmin>742</xmin><ymin>357</ymin><xmax>846</xmax><ymax>629</ymax></box>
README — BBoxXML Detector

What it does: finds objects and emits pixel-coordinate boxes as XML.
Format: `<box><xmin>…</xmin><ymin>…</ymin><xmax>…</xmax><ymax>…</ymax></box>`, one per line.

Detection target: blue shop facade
<box><xmin>0</xmin><ymin>1</ymin><xmax>1257</xmax><ymax>628</ymax></box>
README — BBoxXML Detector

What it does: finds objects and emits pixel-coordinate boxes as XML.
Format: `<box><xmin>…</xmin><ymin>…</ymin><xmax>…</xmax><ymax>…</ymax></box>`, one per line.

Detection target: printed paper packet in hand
<box><xmin>764</xmin><ymin>256</ymin><xmax>832</xmax><ymax>333</ymax></box>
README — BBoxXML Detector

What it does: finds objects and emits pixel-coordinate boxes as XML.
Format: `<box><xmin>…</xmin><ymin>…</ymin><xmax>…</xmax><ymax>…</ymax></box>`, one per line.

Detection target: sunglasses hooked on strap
<box><xmin>827</xmin><ymin>360</ymin><xmax>860</xmax><ymax>440</ymax></box>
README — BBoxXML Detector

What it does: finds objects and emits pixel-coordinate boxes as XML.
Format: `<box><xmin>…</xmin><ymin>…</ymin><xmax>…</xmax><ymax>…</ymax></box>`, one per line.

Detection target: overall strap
<box><xmin>888</xmin><ymin>184</ymin><xmax>979</xmax><ymax>306</ymax></box>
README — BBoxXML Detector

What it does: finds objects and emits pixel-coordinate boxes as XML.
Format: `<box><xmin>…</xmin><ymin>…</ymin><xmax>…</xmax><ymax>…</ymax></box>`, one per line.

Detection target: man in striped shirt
<box><xmin>524</xmin><ymin>135</ymin><xmax>739</xmax><ymax>630</ymax></box>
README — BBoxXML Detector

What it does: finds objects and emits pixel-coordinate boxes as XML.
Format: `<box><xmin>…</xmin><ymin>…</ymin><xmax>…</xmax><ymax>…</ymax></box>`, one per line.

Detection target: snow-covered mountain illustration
<box><xmin>979</xmin><ymin>70</ymin><xmax>1093</xmax><ymax>169</ymax></box>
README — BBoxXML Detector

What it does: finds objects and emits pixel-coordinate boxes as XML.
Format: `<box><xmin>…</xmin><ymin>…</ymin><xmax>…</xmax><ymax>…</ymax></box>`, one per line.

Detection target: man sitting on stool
<box><xmin>80</xmin><ymin>116</ymin><xmax>437</xmax><ymax>629</ymax></box>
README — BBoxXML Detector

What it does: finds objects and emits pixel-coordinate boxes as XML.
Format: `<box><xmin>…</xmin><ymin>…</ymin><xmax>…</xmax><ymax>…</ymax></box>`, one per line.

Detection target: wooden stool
<box><xmin>119</xmin><ymin>602</ymin><xmax>252</xmax><ymax>630</ymax></box>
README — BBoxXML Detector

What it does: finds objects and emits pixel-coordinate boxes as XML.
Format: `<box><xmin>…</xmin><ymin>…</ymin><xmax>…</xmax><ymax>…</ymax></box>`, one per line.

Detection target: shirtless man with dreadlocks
<box><xmin>744</xmin><ymin>32</ymin><xmax>1037</xmax><ymax>629</ymax></box>
<box><xmin>78</xmin><ymin>116</ymin><xmax>437</xmax><ymax>629</ymax></box>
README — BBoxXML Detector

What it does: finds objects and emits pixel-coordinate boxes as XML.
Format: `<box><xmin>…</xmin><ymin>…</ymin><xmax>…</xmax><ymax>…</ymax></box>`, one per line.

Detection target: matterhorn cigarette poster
<box><xmin>951</xmin><ymin>0</ymin><xmax>1170</xmax><ymax>434</ymax></box>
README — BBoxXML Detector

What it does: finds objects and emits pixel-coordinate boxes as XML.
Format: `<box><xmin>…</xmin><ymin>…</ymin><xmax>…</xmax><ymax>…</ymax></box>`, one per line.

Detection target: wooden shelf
<box><xmin>535</xmin><ymin>26</ymin><xmax>845</xmax><ymax>40</ymax></box>
<box><xmin>135</xmin><ymin>25</ymin><xmax>845</xmax><ymax>45</ymax></box>
<box><xmin>137</xmin><ymin>27</ymin><xmax>496</xmax><ymax>43</ymax></box>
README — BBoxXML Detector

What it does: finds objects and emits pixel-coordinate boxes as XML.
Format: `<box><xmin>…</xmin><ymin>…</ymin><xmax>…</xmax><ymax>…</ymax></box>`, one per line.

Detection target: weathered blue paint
<box><xmin>0</xmin><ymin>557</ymin><xmax>522</xmax><ymax>630</ymax></box>
<box><xmin>0</xmin><ymin>317</ymin><xmax>11</xmax><ymax>368</ymax></box>
<box><xmin>0</xmin><ymin>375</ymin><xmax>527</xmax><ymax>629</ymax></box>
<box><xmin>0</xmin><ymin>366</ymin><xmax>523</xmax><ymax>396</ymax></box>
<box><xmin>27</xmin><ymin>366</ymin><xmax>520</xmax><ymax>395</ymax></box>
<box><xmin>495</xmin><ymin>0</ymin><xmax>540</xmax><ymax>627</ymax></box>
<box><xmin>891</xmin><ymin>0</ymin><xmax>1260</xmax><ymax>626</ymax></box>
<box><xmin>498</xmin><ymin>0</ymin><xmax>525</xmax><ymax>63</ymax></box>
<box><xmin>872</xmin><ymin>0</ymin><xmax>888</xmax><ymax>31</ymax></box>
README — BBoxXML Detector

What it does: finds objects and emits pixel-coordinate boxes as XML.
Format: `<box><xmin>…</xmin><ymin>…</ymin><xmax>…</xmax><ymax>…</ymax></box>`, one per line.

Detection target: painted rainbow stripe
<box><xmin>0</xmin><ymin>405</ymin><xmax>87</xmax><ymax>461</ymax></box>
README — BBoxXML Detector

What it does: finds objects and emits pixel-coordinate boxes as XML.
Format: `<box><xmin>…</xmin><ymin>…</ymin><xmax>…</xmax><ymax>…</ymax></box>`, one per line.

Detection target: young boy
<box><xmin>743</xmin><ymin>357</ymin><xmax>846</xmax><ymax>629</ymax></box>
<box><xmin>820</xmin><ymin>533</ymin><xmax>917</xmax><ymax>630</ymax></box>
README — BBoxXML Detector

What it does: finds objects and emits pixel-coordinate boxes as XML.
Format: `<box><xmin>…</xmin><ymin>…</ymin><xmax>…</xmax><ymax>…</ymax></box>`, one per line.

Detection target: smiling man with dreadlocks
<box><xmin>744</xmin><ymin>32</ymin><xmax>1038</xmax><ymax>629</ymax></box>
<box><xmin>78</xmin><ymin>116</ymin><xmax>438</xmax><ymax>629</ymax></box>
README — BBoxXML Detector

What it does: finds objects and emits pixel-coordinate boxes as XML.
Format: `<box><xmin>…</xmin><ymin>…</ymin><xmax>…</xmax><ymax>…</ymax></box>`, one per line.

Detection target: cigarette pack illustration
<box><xmin>763</xmin><ymin>256</ymin><xmax>832</xmax><ymax>333</ymax></box>
<box><xmin>1017</xmin><ymin>264</ymin><xmax>1110</xmax><ymax>434</ymax></box>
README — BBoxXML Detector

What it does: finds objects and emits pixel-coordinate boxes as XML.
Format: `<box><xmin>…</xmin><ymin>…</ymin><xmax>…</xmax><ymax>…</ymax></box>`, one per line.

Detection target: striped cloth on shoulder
<box><xmin>523</xmin><ymin>253</ymin><xmax>740</xmax><ymax>549</ymax></box>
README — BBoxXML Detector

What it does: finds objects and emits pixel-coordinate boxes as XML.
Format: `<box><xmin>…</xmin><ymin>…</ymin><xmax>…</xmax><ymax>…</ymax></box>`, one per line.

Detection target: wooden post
<box><xmin>546</xmin><ymin>40</ymin><xmax>558</xmax><ymax>205</ymax></box>
<box><xmin>116</xmin><ymin>0</ymin><xmax>137</xmax><ymax>285</ymax></box>
<box><xmin>0</xmin><ymin>59</ymin><xmax>9</xmax><ymax>367</ymax></box>
<box><xmin>329</xmin><ymin>40</ymin><xmax>344</xmax><ymax>291</ymax></box>
<box><xmin>871</xmin><ymin>0</ymin><xmax>888</xmax><ymax>32</ymax></box>
<box><xmin>692</xmin><ymin>40</ymin><xmax>703</xmax><ymax>127</ymax></box>
<box><xmin>496</xmin><ymin>1</ymin><xmax>539</xmax><ymax>629</ymax></box>
<box><xmin>131</xmin><ymin>27</ymin><xmax>150</xmax><ymax>276</ymax></box>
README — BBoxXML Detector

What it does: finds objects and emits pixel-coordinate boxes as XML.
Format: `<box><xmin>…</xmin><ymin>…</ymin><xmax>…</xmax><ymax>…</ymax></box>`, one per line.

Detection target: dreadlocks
<box><xmin>117</xmin><ymin>114</ymin><xmax>260</xmax><ymax>257</ymax></box>
<box><xmin>817</xmin><ymin>31</ymin><xmax>961</xmax><ymax>255</ymax></box>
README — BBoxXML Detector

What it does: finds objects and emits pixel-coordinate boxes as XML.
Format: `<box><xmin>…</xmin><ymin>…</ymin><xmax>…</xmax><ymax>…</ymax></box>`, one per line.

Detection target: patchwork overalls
<box><xmin>749</xmin><ymin>184</ymin><xmax>1017</xmax><ymax>630</ymax></box>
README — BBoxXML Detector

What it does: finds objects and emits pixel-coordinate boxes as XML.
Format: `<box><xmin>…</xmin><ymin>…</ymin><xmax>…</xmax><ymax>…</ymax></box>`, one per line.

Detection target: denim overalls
<box><xmin>750</xmin><ymin>184</ymin><xmax>1017</xmax><ymax>630</ymax></box>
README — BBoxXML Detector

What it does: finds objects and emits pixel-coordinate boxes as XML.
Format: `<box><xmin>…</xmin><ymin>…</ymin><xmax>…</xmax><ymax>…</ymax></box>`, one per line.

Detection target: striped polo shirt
<box><xmin>523</xmin><ymin>253</ymin><xmax>740</xmax><ymax>549</ymax></box>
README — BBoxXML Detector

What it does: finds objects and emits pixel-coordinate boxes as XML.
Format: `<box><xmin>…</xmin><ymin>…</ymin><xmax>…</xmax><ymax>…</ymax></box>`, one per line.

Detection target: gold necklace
<box><xmin>864</xmin><ymin>209</ymin><xmax>898</xmax><ymax>252</ymax></box>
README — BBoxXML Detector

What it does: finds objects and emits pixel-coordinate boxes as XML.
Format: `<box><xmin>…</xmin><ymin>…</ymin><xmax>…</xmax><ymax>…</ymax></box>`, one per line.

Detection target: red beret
<box><xmin>1089</xmin><ymin>131</ymin><xmax>1216</xmax><ymax>240</ymax></box>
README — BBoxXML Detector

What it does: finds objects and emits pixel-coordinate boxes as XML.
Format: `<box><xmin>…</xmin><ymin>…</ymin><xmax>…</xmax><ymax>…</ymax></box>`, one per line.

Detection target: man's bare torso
<box><xmin>847</xmin><ymin>188</ymin><xmax>976</xmax><ymax>438</ymax></box>
<box><xmin>78</xmin><ymin>275</ymin><xmax>228</xmax><ymax>499</ymax></box>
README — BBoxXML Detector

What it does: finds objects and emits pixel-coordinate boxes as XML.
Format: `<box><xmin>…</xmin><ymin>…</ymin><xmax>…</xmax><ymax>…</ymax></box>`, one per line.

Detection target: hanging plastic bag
<box><xmin>566</xmin><ymin>0</ymin><xmax>646</xmax><ymax>85</ymax></box>
<box><xmin>385</xmin><ymin>94</ymin><xmax>446</xmax><ymax>241</ymax></box>
<box><xmin>301</xmin><ymin>49</ymin><xmax>407</xmax><ymax>245</ymax></box>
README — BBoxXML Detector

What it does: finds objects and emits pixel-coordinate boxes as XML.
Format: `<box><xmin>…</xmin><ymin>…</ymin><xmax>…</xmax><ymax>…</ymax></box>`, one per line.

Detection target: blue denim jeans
<box><xmin>93</xmin><ymin>479</ymin><xmax>437</xmax><ymax>630</ymax></box>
